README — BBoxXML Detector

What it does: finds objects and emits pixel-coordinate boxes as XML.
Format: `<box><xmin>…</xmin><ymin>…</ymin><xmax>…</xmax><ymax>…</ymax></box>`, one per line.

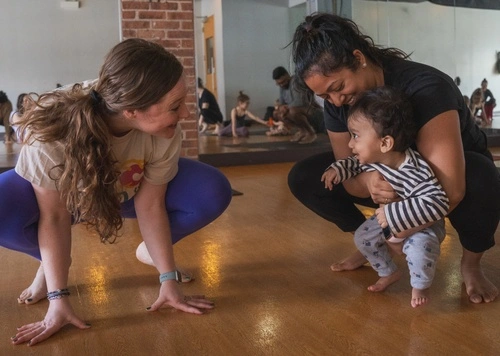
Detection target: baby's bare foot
<box><xmin>330</xmin><ymin>250</ymin><xmax>367</xmax><ymax>272</ymax></box>
<box><xmin>367</xmin><ymin>270</ymin><xmax>402</xmax><ymax>292</ymax></box>
<box><xmin>18</xmin><ymin>263</ymin><xmax>47</xmax><ymax>305</ymax></box>
<box><xmin>411</xmin><ymin>288</ymin><xmax>430</xmax><ymax>308</ymax></box>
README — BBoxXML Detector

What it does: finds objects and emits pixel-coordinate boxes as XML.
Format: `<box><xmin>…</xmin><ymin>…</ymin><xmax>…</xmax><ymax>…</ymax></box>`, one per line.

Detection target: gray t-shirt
<box><xmin>279</xmin><ymin>75</ymin><xmax>307</xmax><ymax>108</ymax></box>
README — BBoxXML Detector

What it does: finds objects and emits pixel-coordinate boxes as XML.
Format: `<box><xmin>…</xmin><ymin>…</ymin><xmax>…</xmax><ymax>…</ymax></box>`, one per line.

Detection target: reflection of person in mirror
<box><xmin>480</xmin><ymin>78</ymin><xmax>496</xmax><ymax>121</ymax></box>
<box><xmin>272</xmin><ymin>66</ymin><xmax>322</xmax><ymax>144</ymax></box>
<box><xmin>197</xmin><ymin>77</ymin><xmax>224</xmax><ymax>134</ymax></box>
<box><xmin>218</xmin><ymin>91</ymin><xmax>268</xmax><ymax>137</ymax></box>
<box><xmin>470</xmin><ymin>88</ymin><xmax>487</xmax><ymax>125</ymax></box>
<box><xmin>322</xmin><ymin>86</ymin><xmax>448</xmax><ymax>308</ymax></box>
<box><xmin>0</xmin><ymin>91</ymin><xmax>13</xmax><ymax>143</ymax></box>
<box><xmin>9</xmin><ymin>93</ymin><xmax>30</xmax><ymax>143</ymax></box>
<box><xmin>288</xmin><ymin>12</ymin><xmax>500</xmax><ymax>305</ymax></box>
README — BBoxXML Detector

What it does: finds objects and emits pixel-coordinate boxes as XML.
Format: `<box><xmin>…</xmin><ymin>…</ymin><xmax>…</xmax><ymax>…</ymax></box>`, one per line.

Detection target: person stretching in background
<box><xmin>322</xmin><ymin>86</ymin><xmax>449</xmax><ymax>307</ymax></box>
<box><xmin>197</xmin><ymin>77</ymin><xmax>223</xmax><ymax>134</ymax></box>
<box><xmin>218</xmin><ymin>91</ymin><xmax>268</xmax><ymax>137</ymax></box>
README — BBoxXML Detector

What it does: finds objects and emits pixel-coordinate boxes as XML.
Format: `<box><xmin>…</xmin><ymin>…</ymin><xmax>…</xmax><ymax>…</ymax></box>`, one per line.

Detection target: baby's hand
<box><xmin>321</xmin><ymin>168</ymin><xmax>339</xmax><ymax>190</ymax></box>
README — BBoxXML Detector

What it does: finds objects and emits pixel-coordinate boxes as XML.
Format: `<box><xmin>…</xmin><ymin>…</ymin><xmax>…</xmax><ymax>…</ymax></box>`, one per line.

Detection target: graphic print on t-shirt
<box><xmin>117</xmin><ymin>159</ymin><xmax>145</xmax><ymax>202</ymax></box>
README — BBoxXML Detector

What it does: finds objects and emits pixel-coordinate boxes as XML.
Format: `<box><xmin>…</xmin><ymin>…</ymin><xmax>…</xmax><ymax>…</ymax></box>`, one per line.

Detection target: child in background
<box><xmin>322</xmin><ymin>86</ymin><xmax>449</xmax><ymax>308</ymax></box>
<box><xmin>218</xmin><ymin>91</ymin><xmax>268</xmax><ymax>137</ymax></box>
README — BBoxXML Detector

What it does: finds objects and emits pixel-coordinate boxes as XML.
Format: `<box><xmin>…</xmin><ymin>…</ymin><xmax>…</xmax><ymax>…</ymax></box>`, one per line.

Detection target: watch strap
<box><xmin>159</xmin><ymin>270</ymin><xmax>182</xmax><ymax>284</ymax></box>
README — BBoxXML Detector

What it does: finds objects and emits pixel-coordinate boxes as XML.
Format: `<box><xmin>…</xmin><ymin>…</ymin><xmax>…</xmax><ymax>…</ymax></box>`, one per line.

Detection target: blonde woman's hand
<box><xmin>147</xmin><ymin>280</ymin><xmax>214</xmax><ymax>314</ymax></box>
<box><xmin>11</xmin><ymin>299</ymin><xmax>90</xmax><ymax>346</ymax></box>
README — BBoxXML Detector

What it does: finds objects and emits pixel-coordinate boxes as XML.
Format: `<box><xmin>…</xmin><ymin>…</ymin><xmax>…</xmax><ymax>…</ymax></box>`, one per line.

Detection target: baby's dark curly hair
<box><xmin>348</xmin><ymin>86</ymin><xmax>416</xmax><ymax>152</ymax></box>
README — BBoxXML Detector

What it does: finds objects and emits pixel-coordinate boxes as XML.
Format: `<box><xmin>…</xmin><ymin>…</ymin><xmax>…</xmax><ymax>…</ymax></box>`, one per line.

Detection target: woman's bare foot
<box><xmin>461</xmin><ymin>249</ymin><xmax>498</xmax><ymax>303</ymax></box>
<box><xmin>18</xmin><ymin>263</ymin><xmax>47</xmax><ymax>305</ymax></box>
<box><xmin>135</xmin><ymin>242</ymin><xmax>194</xmax><ymax>283</ymax></box>
<box><xmin>411</xmin><ymin>288</ymin><xmax>430</xmax><ymax>308</ymax></box>
<box><xmin>367</xmin><ymin>270</ymin><xmax>403</xmax><ymax>292</ymax></box>
<box><xmin>330</xmin><ymin>250</ymin><xmax>368</xmax><ymax>272</ymax></box>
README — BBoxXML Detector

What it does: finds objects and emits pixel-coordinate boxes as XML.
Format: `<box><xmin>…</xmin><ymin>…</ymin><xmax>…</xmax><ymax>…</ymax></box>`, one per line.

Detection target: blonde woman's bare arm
<box><xmin>134</xmin><ymin>179</ymin><xmax>214</xmax><ymax>314</ymax></box>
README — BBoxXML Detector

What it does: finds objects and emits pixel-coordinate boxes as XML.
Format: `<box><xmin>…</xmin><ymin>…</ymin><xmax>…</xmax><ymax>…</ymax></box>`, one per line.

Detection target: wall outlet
<box><xmin>60</xmin><ymin>1</ymin><xmax>80</xmax><ymax>9</ymax></box>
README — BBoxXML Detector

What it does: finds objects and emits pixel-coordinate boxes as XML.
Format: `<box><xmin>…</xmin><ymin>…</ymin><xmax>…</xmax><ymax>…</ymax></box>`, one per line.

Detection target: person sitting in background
<box><xmin>0</xmin><ymin>91</ymin><xmax>13</xmax><ymax>143</ymax></box>
<box><xmin>197</xmin><ymin>77</ymin><xmax>223</xmax><ymax>134</ymax></box>
<box><xmin>272</xmin><ymin>66</ymin><xmax>323</xmax><ymax>144</ymax></box>
<box><xmin>218</xmin><ymin>91</ymin><xmax>268</xmax><ymax>137</ymax></box>
<box><xmin>470</xmin><ymin>88</ymin><xmax>487</xmax><ymax>125</ymax></box>
<box><xmin>9</xmin><ymin>93</ymin><xmax>29</xmax><ymax>142</ymax></box>
<box><xmin>481</xmin><ymin>78</ymin><xmax>496</xmax><ymax>121</ymax></box>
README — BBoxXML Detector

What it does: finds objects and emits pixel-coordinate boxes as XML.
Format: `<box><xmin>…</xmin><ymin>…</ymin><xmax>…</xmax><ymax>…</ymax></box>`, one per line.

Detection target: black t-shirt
<box><xmin>324</xmin><ymin>57</ymin><xmax>487</xmax><ymax>154</ymax></box>
<box><xmin>483</xmin><ymin>89</ymin><xmax>496</xmax><ymax>105</ymax></box>
<box><xmin>199</xmin><ymin>89</ymin><xmax>223</xmax><ymax>123</ymax></box>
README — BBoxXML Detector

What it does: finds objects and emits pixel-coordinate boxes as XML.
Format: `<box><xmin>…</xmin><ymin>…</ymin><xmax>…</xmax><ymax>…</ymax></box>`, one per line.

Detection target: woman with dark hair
<box><xmin>197</xmin><ymin>77</ymin><xmax>223</xmax><ymax>134</ymax></box>
<box><xmin>288</xmin><ymin>13</ymin><xmax>500</xmax><ymax>304</ymax></box>
<box><xmin>2</xmin><ymin>38</ymin><xmax>232</xmax><ymax>345</ymax></box>
<box><xmin>218</xmin><ymin>90</ymin><xmax>268</xmax><ymax>137</ymax></box>
<box><xmin>0</xmin><ymin>91</ymin><xmax>13</xmax><ymax>143</ymax></box>
<box><xmin>9</xmin><ymin>93</ymin><xmax>29</xmax><ymax>142</ymax></box>
<box><xmin>480</xmin><ymin>78</ymin><xmax>496</xmax><ymax>122</ymax></box>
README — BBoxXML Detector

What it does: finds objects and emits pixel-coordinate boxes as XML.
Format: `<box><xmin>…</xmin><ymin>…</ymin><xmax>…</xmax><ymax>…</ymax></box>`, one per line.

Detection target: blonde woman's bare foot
<box><xmin>411</xmin><ymin>288</ymin><xmax>430</xmax><ymax>308</ymax></box>
<box><xmin>330</xmin><ymin>250</ymin><xmax>368</xmax><ymax>272</ymax></box>
<box><xmin>367</xmin><ymin>270</ymin><xmax>403</xmax><ymax>292</ymax></box>
<box><xmin>18</xmin><ymin>263</ymin><xmax>47</xmax><ymax>305</ymax></box>
<box><xmin>461</xmin><ymin>250</ymin><xmax>498</xmax><ymax>303</ymax></box>
<box><xmin>135</xmin><ymin>242</ymin><xmax>194</xmax><ymax>283</ymax></box>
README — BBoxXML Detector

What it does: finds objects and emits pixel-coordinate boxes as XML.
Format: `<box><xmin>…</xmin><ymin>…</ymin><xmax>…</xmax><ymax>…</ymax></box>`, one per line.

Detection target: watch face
<box><xmin>175</xmin><ymin>270</ymin><xmax>182</xmax><ymax>283</ymax></box>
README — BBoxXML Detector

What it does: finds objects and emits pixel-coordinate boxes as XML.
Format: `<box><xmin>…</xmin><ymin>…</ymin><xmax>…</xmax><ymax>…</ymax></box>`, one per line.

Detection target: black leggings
<box><xmin>288</xmin><ymin>150</ymin><xmax>500</xmax><ymax>253</ymax></box>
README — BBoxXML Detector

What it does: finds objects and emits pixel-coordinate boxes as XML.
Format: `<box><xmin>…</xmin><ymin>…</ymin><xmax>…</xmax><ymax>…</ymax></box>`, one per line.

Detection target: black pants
<box><xmin>288</xmin><ymin>150</ymin><xmax>500</xmax><ymax>253</ymax></box>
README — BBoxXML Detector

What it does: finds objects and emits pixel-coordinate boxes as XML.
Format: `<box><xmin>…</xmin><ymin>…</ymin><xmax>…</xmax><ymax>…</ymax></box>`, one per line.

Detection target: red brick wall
<box><xmin>121</xmin><ymin>0</ymin><xmax>198</xmax><ymax>158</ymax></box>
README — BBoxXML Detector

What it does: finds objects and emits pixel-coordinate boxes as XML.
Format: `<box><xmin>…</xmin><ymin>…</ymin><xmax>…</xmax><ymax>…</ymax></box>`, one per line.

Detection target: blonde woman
<box><xmin>1</xmin><ymin>38</ymin><xmax>232</xmax><ymax>346</ymax></box>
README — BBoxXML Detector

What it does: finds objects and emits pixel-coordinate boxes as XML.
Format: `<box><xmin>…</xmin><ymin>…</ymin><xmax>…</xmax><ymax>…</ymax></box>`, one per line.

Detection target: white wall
<box><xmin>353</xmin><ymin>1</ymin><xmax>500</xmax><ymax>102</ymax></box>
<box><xmin>0</xmin><ymin>0</ymin><xmax>120</xmax><ymax>105</ymax></box>
<box><xmin>195</xmin><ymin>0</ymin><xmax>294</xmax><ymax>119</ymax></box>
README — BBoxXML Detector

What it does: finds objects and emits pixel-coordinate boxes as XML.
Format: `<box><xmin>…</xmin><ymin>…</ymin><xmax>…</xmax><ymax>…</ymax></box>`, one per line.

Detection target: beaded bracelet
<box><xmin>47</xmin><ymin>288</ymin><xmax>71</xmax><ymax>301</ymax></box>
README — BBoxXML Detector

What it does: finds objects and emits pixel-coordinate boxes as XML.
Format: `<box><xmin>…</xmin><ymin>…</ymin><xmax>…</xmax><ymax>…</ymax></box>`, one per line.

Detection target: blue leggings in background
<box><xmin>0</xmin><ymin>158</ymin><xmax>232</xmax><ymax>260</ymax></box>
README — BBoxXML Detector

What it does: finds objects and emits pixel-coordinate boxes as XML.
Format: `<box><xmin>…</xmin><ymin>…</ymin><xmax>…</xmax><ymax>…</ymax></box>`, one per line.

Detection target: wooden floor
<box><xmin>1</xmin><ymin>162</ymin><xmax>500</xmax><ymax>355</ymax></box>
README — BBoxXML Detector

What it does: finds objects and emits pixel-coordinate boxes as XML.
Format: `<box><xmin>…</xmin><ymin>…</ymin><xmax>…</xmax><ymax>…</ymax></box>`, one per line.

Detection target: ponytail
<box><xmin>20</xmin><ymin>84</ymin><xmax>122</xmax><ymax>243</ymax></box>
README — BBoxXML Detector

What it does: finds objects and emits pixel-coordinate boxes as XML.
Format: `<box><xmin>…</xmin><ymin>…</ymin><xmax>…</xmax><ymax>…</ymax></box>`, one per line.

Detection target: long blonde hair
<box><xmin>19</xmin><ymin>38</ymin><xmax>184</xmax><ymax>243</ymax></box>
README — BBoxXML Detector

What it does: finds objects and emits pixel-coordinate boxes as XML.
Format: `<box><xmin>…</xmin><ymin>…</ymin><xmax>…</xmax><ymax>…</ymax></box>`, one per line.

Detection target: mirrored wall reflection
<box><xmin>357</xmin><ymin>0</ymin><xmax>499</xmax><ymax>123</ymax></box>
<box><xmin>194</xmin><ymin>0</ymin><xmax>500</xmax><ymax>166</ymax></box>
<box><xmin>194</xmin><ymin>0</ymin><xmax>332</xmax><ymax>167</ymax></box>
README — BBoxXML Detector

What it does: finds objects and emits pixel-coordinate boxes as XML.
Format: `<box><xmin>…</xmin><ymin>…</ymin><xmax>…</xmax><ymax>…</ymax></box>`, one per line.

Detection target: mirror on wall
<box><xmin>194</xmin><ymin>0</ymin><xmax>500</xmax><ymax>166</ymax></box>
<box><xmin>194</xmin><ymin>0</ymin><xmax>335</xmax><ymax>166</ymax></box>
